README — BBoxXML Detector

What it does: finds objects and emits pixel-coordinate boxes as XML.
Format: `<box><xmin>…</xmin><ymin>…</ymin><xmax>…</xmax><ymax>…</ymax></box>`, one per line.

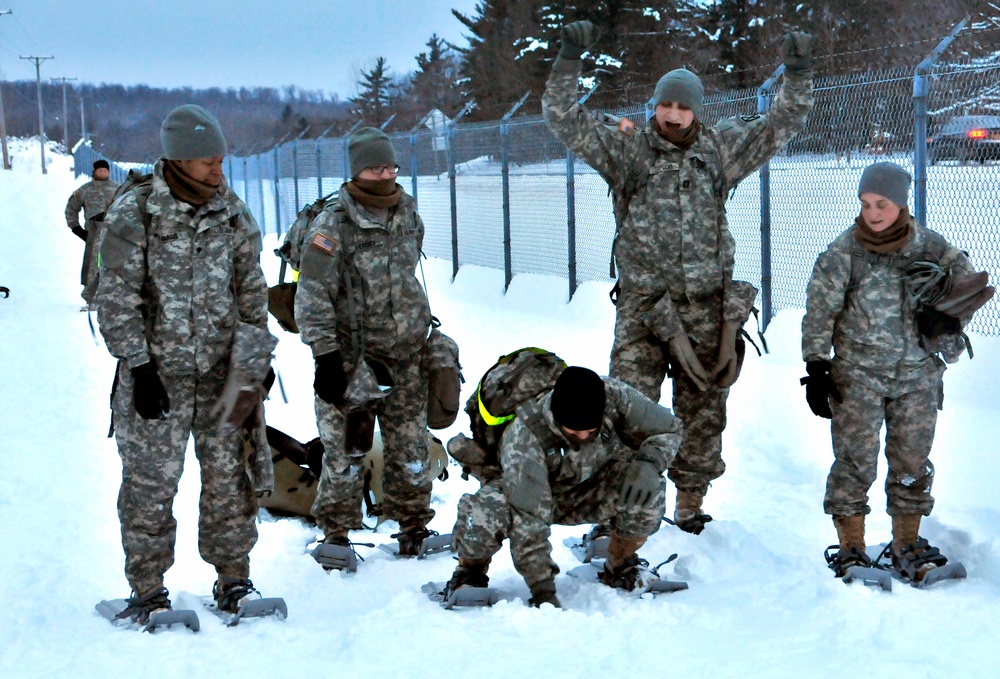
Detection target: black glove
<box><xmin>799</xmin><ymin>359</ymin><xmax>842</xmax><ymax>419</ymax></box>
<box><xmin>781</xmin><ymin>31</ymin><xmax>814</xmax><ymax>77</ymax></box>
<box><xmin>617</xmin><ymin>458</ymin><xmax>661</xmax><ymax>509</ymax></box>
<box><xmin>72</xmin><ymin>225</ymin><xmax>88</xmax><ymax>241</ymax></box>
<box><xmin>559</xmin><ymin>20</ymin><xmax>599</xmax><ymax>60</ymax></box>
<box><xmin>131</xmin><ymin>362</ymin><xmax>170</xmax><ymax>420</ymax></box>
<box><xmin>917</xmin><ymin>306</ymin><xmax>962</xmax><ymax>339</ymax></box>
<box><xmin>314</xmin><ymin>350</ymin><xmax>348</xmax><ymax>406</ymax></box>
<box><xmin>528</xmin><ymin>579</ymin><xmax>561</xmax><ymax>608</ymax></box>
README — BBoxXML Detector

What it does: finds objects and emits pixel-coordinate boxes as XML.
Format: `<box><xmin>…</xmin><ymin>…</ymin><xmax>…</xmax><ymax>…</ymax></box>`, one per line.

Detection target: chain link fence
<box><xmin>74</xmin><ymin>22</ymin><xmax>1000</xmax><ymax>335</ymax></box>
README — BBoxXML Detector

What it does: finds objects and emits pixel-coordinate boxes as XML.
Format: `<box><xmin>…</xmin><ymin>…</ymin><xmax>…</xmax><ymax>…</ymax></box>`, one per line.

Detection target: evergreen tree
<box><xmin>410</xmin><ymin>34</ymin><xmax>465</xmax><ymax>116</ymax></box>
<box><xmin>350</xmin><ymin>57</ymin><xmax>393</xmax><ymax>125</ymax></box>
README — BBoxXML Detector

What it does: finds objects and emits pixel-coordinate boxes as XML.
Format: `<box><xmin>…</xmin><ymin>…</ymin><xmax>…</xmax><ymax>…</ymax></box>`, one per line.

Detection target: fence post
<box><xmin>566</xmin><ymin>86</ymin><xmax>596</xmax><ymax>302</ymax></box>
<box><xmin>273</xmin><ymin>143</ymin><xmax>282</xmax><ymax>237</ymax></box>
<box><xmin>567</xmin><ymin>148</ymin><xmax>577</xmax><ymax>301</ymax></box>
<box><xmin>257</xmin><ymin>151</ymin><xmax>268</xmax><ymax>236</ymax></box>
<box><xmin>292</xmin><ymin>127</ymin><xmax>310</xmax><ymax>212</ymax></box>
<box><xmin>448</xmin><ymin>121</ymin><xmax>459</xmax><ymax>280</ymax></box>
<box><xmin>410</xmin><ymin>131</ymin><xmax>418</xmax><ymax>207</ymax></box>
<box><xmin>756</xmin><ymin>64</ymin><xmax>784</xmax><ymax>331</ymax></box>
<box><xmin>343</xmin><ymin>121</ymin><xmax>362</xmax><ymax>185</ymax></box>
<box><xmin>913</xmin><ymin>17</ymin><xmax>968</xmax><ymax>227</ymax></box>
<box><xmin>315</xmin><ymin>123</ymin><xmax>337</xmax><ymax>199</ymax></box>
<box><xmin>499</xmin><ymin>93</ymin><xmax>530</xmax><ymax>292</ymax></box>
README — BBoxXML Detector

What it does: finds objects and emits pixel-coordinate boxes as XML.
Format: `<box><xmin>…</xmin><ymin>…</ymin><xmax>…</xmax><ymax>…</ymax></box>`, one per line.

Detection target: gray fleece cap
<box><xmin>650</xmin><ymin>68</ymin><xmax>704</xmax><ymax>119</ymax></box>
<box><xmin>160</xmin><ymin>104</ymin><xmax>227</xmax><ymax>160</ymax></box>
<box><xmin>858</xmin><ymin>162</ymin><xmax>911</xmax><ymax>208</ymax></box>
<box><xmin>349</xmin><ymin>127</ymin><xmax>397</xmax><ymax>178</ymax></box>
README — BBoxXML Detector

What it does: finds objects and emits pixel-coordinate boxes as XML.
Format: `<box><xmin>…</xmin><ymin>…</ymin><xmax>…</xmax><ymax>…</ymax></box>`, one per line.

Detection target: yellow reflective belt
<box><xmin>478</xmin><ymin>390</ymin><xmax>515</xmax><ymax>427</ymax></box>
<box><xmin>292</xmin><ymin>268</ymin><xmax>300</xmax><ymax>282</ymax></box>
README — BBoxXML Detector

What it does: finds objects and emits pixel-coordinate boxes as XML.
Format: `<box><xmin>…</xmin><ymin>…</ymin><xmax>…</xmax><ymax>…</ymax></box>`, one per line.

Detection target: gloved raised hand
<box><xmin>781</xmin><ymin>32</ymin><xmax>814</xmax><ymax>77</ymax></box>
<box><xmin>72</xmin><ymin>225</ymin><xmax>88</xmax><ymax>241</ymax></box>
<box><xmin>618</xmin><ymin>456</ymin><xmax>662</xmax><ymax>509</ymax></box>
<box><xmin>667</xmin><ymin>331</ymin><xmax>709</xmax><ymax>392</ymax></box>
<box><xmin>917</xmin><ymin>306</ymin><xmax>962</xmax><ymax>339</ymax></box>
<box><xmin>314</xmin><ymin>350</ymin><xmax>348</xmax><ymax>406</ymax></box>
<box><xmin>799</xmin><ymin>359</ymin><xmax>842</xmax><ymax>419</ymax></box>
<box><xmin>131</xmin><ymin>361</ymin><xmax>170</xmax><ymax>420</ymax></box>
<box><xmin>559</xmin><ymin>20</ymin><xmax>599</xmax><ymax>60</ymax></box>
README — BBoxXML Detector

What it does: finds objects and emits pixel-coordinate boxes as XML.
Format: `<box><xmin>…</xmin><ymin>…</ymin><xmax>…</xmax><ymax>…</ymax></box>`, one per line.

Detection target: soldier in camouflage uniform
<box><xmin>96</xmin><ymin>105</ymin><xmax>276</xmax><ymax>623</ymax></box>
<box><xmin>64</xmin><ymin>159</ymin><xmax>119</xmax><ymax>306</ymax></box>
<box><xmin>543</xmin><ymin>22</ymin><xmax>814</xmax><ymax>533</ymax></box>
<box><xmin>802</xmin><ymin>162</ymin><xmax>991</xmax><ymax>580</ymax></box>
<box><xmin>445</xmin><ymin>367</ymin><xmax>683</xmax><ymax>608</ymax></box>
<box><xmin>295</xmin><ymin>127</ymin><xmax>436</xmax><ymax>558</ymax></box>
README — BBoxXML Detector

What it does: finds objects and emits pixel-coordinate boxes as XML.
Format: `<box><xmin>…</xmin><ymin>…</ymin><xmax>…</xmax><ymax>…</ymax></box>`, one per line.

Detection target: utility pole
<box><xmin>20</xmin><ymin>55</ymin><xmax>55</xmax><ymax>174</ymax></box>
<box><xmin>80</xmin><ymin>95</ymin><xmax>86</xmax><ymax>143</ymax></box>
<box><xmin>52</xmin><ymin>76</ymin><xmax>77</xmax><ymax>151</ymax></box>
<box><xmin>0</xmin><ymin>9</ymin><xmax>13</xmax><ymax>170</ymax></box>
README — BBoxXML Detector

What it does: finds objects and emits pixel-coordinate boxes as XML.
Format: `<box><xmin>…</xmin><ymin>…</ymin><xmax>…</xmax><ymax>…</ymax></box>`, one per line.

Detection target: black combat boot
<box><xmin>213</xmin><ymin>576</ymin><xmax>258</xmax><ymax>614</ymax></box>
<box><xmin>393</xmin><ymin>526</ymin><xmax>437</xmax><ymax>557</ymax></box>
<box><xmin>115</xmin><ymin>586</ymin><xmax>172</xmax><ymax>625</ymax></box>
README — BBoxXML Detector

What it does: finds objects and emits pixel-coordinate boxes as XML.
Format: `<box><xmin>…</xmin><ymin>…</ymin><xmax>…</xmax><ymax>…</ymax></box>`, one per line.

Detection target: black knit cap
<box><xmin>92</xmin><ymin>159</ymin><xmax>109</xmax><ymax>171</ymax></box>
<box><xmin>550</xmin><ymin>366</ymin><xmax>606</xmax><ymax>431</ymax></box>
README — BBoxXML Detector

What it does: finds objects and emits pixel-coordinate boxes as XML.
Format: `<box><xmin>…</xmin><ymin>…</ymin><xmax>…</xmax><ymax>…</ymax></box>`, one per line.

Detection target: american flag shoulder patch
<box><xmin>310</xmin><ymin>232</ymin><xmax>338</xmax><ymax>254</ymax></box>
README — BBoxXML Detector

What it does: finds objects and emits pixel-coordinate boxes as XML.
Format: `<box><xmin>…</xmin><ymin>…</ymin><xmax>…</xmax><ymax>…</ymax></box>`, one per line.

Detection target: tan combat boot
<box><xmin>833</xmin><ymin>514</ymin><xmax>866</xmax><ymax>552</ymax></box>
<box><xmin>674</xmin><ymin>489</ymin><xmax>713</xmax><ymax>534</ymax></box>
<box><xmin>890</xmin><ymin>514</ymin><xmax>950</xmax><ymax>582</ymax></box>
<box><xmin>600</xmin><ymin>533</ymin><xmax>651</xmax><ymax>591</ymax></box>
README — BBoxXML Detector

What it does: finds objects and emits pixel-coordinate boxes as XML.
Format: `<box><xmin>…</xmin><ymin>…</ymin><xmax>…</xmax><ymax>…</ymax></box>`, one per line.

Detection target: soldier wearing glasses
<box><xmin>294</xmin><ymin>127</ymin><xmax>438</xmax><ymax>557</ymax></box>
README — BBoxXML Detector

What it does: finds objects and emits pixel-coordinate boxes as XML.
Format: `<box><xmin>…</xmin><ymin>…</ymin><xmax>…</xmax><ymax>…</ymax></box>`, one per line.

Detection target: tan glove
<box><xmin>709</xmin><ymin>322</ymin><xmax>741</xmax><ymax>388</ymax></box>
<box><xmin>667</xmin><ymin>331</ymin><xmax>709</xmax><ymax>392</ymax></box>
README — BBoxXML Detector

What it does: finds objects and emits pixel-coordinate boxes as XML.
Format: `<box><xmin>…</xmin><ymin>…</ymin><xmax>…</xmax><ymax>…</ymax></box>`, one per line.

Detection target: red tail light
<box><xmin>968</xmin><ymin>128</ymin><xmax>987</xmax><ymax>139</ymax></box>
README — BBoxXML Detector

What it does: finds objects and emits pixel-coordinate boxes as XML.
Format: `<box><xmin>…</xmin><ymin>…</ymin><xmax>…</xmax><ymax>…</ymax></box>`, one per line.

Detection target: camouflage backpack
<box><xmin>269</xmin><ymin>191</ymin><xmax>342</xmax><ymax>333</ymax></box>
<box><xmin>448</xmin><ymin>347</ymin><xmax>567</xmax><ymax>481</ymax></box>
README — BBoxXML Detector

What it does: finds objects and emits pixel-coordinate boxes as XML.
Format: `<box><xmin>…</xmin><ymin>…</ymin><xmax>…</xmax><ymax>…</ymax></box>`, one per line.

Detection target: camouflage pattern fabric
<box><xmin>294</xmin><ymin>186</ymin><xmax>434</xmax><ymax>536</ymax></box>
<box><xmin>803</xmin><ymin>221</ymin><xmax>974</xmax><ymax>518</ymax></box>
<box><xmin>295</xmin><ymin>186</ymin><xmax>431</xmax><ymax>362</ymax></box>
<box><xmin>97</xmin><ymin>160</ymin><xmax>267</xmax><ymax>374</ymax></box>
<box><xmin>452</xmin><ymin>377</ymin><xmax>683</xmax><ymax>590</ymax></box>
<box><xmin>311</xmin><ymin>354</ymin><xmax>433</xmax><ymax>535</ymax></box>
<box><xmin>64</xmin><ymin>178</ymin><xmax>120</xmax><ymax>302</ymax></box>
<box><xmin>112</xmin><ymin>357</ymin><xmax>259</xmax><ymax>595</ymax></box>
<box><xmin>95</xmin><ymin>159</ymin><xmax>269</xmax><ymax>593</ymax></box>
<box><xmin>803</xmin><ymin>221</ymin><xmax>973</xmax><ymax>371</ymax></box>
<box><xmin>542</xmin><ymin>57</ymin><xmax>813</xmax><ymax>497</ymax></box>
<box><xmin>824</xmin><ymin>357</ymin><xmax>942</xmax><ymax>517</ymax></box>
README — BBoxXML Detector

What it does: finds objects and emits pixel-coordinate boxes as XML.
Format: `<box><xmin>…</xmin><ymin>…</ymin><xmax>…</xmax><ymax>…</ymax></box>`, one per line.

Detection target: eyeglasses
<box><xmin>368</xmin><ymin>164</ymin><xmax>400</xmax><ymax>176</ymax></box>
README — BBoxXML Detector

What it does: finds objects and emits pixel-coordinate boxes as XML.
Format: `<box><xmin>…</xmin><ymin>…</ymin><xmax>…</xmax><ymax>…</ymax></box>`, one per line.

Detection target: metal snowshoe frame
<box><xmin>95</xmin><ymin>598</ymin><xmax>200</xmax><ymax>633</ymax></box>
<box><xmin>563</xmin><ymin>532</ymin><xmax>610</xmax><ymax>563</ymax></box>
<box><xmin>311</xmin><ymin>541</ymin><xmax>366</xmax><ymax>572</ymax></box>
<box><xmin>824</xmin><ymin>545</ymin><xmax>893</xmax><ymax>592</ymax></box>
<box><xmin>378</xmin><ymin>532</ymin><xmax>454</xmax><ymax>559</ymax></box>
<box><xmin>422</xmin><ymin>581</ymin><xmax>506</xmax><ymax>609</ymax></box>
<box><xmin>212</xmin><ymin>597</ymin><xmax>288</xmax><ymax>627</ymax></box>
<box><xmin>873</xmin><ymin>541</ymin><xmax>967</xmax><ymax>588</ymax></box>
<box><xmin>566</xmin><ymin>553</ymin><xmax>689</xmax><ymax>596</ymax></box>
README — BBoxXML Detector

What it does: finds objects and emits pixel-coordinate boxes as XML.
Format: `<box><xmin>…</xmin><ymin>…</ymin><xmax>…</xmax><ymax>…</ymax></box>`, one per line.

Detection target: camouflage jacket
<box><xmin>543</xmin><ymin>57</ymin><xmax>813</xmax><ymax>338</ymax></box>
<box><xmin>65</xmin><ymin>178</ymin><xmax>119</xmax><ymax>231</ymax></box>
<box><xmin>802</xmin><ymin>220</ymin><xmax>972</xmax><ymax>373</ymax></box>
<box><xmin>295</xmin><ymin>186</ymin><xmax>431</xmax><ymax>362</ymax></box>
<box><xmin>96</xmin><ymin>159</ymin><xmax>269</xmax><ymax>378</ymax></box>
<box><xmin>500</xmin><ymin>377</ymin><xmax>683</xmax><ymax>587</ymax></box>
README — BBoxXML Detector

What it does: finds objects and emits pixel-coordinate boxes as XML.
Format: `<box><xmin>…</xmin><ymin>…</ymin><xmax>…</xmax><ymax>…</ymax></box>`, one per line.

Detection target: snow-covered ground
<box><xmin>3</xmin><ymin>140</ymin><xmax>1000</xmax><ymax>678</ymax></box>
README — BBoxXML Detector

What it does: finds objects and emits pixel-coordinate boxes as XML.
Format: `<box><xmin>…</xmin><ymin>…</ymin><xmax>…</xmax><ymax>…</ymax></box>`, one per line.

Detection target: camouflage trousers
<box><xmin>824</xmin><ymin>357</ymin><xmax>944</xmax><ymax>518</ymax></box>
<box><xmin>81</xmin><ymin>220</ymin><xmax>103</xmax><ymax>304</ymax></box>
<box><xmin>452</xmin><ymin>462</ymin><xmax>665</xmax><ymax>586</ymax></box>
<box><xmin>610</xmin><ymin>291</ymin><xmax>727</xmax><ymax>497</ymax></box>
<box><xmin>312</xmin><ymin>353</ymin><xmax>433</xmax><ymax>536</ymax></box>
<box><xmin>112</xmin><ymin>358</ymin><xmax>257</xmax><ymax>595</ymax></box>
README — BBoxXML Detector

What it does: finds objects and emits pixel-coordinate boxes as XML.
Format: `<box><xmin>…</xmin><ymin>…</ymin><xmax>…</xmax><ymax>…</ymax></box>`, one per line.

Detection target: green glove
<box><xmin>559</xmin><ymin>20</ymin><xmax>599</xmax><ymax>61</ymax></box>
<box><xmin>781</xmin><ymin>32</ymin><xmax>814</xmax><ymax>77</ymax></box>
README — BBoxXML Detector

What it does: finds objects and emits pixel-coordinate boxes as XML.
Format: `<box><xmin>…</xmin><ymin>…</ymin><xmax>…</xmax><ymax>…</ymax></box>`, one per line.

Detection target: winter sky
<box><xmin>0</xmin><ymin>1</ymin><xmax>480</xmax><ymax>97</ymax></box>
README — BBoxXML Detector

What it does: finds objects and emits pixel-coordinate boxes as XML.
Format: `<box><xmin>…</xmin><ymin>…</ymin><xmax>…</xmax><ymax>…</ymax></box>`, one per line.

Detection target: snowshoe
<box><xmin>206</xmin><ymin>577</ymin><xmax>287</xmax><ymax>627</ymax></box>
<box><xmin>876</xmin><ymin>539</ymin><xmax>967</xmax><ymax>588</ymax></box>
<box><xmin>96</xmin><ymin>587</ymin><xmax>199</xmax><ymax>633</ymax></box>
<box><xmin>568</xmin><ymin>554</ymin><xmax>688</xmax><ymax>596</ymax></box>
<box><xmin>310</xmin><ymin>535</ymin><xmax>374</xmax><ymax>573</ymax></box>
<box><xmin>823</xmin><ymin>545</ymin><xmax>892</xmax><ymax>591</ymax></box>
<box><xmin>422</xmin><ymin>581</ymin><xmax>507</xmax><ymax>609</ymax></box>
<box><xmin>379</xmin><ymin>529</ymin><xmax>454</xmax><ymax>559</ymax></box>
<box><xmin>563</xmin><ymin>524</ymin><xmax>611</xmax><ymax>563</ymax></box>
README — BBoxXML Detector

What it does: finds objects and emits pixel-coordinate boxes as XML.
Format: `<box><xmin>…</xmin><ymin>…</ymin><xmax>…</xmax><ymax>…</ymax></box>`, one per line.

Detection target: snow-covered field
<box><xmin>3</xmin><ymin>140</ymin><xmax>1000</xmax><ymax>678</ymax></box>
